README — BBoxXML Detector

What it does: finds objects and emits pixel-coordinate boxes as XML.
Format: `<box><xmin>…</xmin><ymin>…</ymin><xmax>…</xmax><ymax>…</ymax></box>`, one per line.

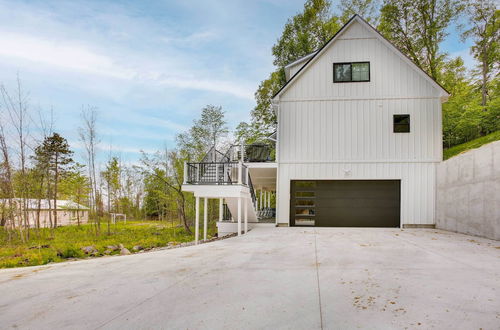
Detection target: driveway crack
<box><xmin>314</xmin><ymin>230</ymin><xmax>324</xmax><ymax>330</ymax></box>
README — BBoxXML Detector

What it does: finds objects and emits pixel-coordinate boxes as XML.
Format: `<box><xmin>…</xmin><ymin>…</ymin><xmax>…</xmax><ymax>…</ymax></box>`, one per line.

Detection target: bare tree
<box><xmin>0</xmin><ymin>76</ymin><xmax>32</xmax><ymax>240</ymax></box>
<box><xmin>0</xmin><ymin>116</ymin><xmax>15</xmax><ymax>240</ymax></box>
<box><xmin>78</xmin><ymin>107</ymin><xmax>100</xmax><ymax>228</ymax></box>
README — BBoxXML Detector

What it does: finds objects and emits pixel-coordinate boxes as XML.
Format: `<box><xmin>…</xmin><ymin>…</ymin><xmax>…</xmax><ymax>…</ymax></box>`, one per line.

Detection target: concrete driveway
<box><xmin>0</xmin><ymin>226</ymin><xmax>499</xmax><ymax>329</ymax></box>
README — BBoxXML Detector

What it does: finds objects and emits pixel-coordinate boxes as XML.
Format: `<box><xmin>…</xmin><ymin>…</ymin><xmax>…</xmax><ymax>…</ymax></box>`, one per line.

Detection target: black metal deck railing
<box><xmin>185</xmin><ymin>161</ymin><xmax>257</xmax><ymax>211</ymax></box>
<box><xmin>186</xmin><ymin>162</ymin><xmax>249</xmax><ymax>185</ymax></box>
<box><xmin>225</xmin><ymin>144</ymin><xmax>275</xmax><ymax>162</ymax></box>
<box><xmin>222</xmin><ymin>203</ymin><xmax>232</xmax><ymax>221</ymax></box>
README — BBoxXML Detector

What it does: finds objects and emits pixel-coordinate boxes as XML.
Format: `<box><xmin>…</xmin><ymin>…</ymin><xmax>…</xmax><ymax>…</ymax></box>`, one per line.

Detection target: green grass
<box><xmin>444</xmin><ymin>131</ymin><xmax>500</xmax><ymax>160</ymax></box>
<box><xmin>0</xmin><ymin>220</ymin><xmax>214</xmax><ymax>269</ymax></box>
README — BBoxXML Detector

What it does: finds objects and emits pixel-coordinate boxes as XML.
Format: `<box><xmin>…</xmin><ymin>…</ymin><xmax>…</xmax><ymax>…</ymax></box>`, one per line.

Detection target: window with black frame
<box><xmin>333</xmin><ymin>62</ymin><xmax>370</xmax><ymax>82</ymax></box>
<box><xmin>393</xmin><ymin>114</ymin><xmax>410</xmax><ymax>133</ymax></box>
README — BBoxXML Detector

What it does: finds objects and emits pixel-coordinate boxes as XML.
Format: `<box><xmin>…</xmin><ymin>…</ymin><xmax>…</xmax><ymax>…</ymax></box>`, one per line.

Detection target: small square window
<box><xmin>394</xmin><ymin>114</ymin><xmax>410</xmax><ymax>133</ymax></box>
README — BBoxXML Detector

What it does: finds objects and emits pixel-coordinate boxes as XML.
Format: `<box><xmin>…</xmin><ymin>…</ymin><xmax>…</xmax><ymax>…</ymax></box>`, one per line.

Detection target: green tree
<box><xmin>378</xmin><ymin>0</ymin><xmax>464</xmax><ymax>83</ymax></box>
<box><xmin>441</xmin><ymin>57</ymin><xmax>478</xmax><ymax>147</ymax></box>
<box><xmin>251</xmin><ymin>0</ymin><xmax>341</xmax><ymax>135</ymax></box>
<box><xmin>101</xmin><ymin>157</ymin><xmax>121</xmax><ymax>214</ymax></box>
<box><xmin>462</xmin><ymin>1</ymin><xmax>499</xmax><ymax>106</ymax></box>
<box><xmin>143</xmin><ymin>169</ymin><xmax>170</xmax><ymax>219</ymax></box>
<box><xmin>234</xmin><ymin>121</ymin><xmax>268</xmax><ymax>144</ymax></box>
<box><xmin>34</xmin><ymin>133</ymin><xmax>73</xmax><ymax>227</ymax></box>
<box><xmin>177</xmin><ymin>105</ymin><xmax>228</xmax><ymax>161</ymax></box>
<box><xmin>338</xmin><ymin>0</ymin><xmax>381</xmax><ymax>24</ymax></box>
<box><xmin>139</xmin><ymin>149</ymin><xmax>192</xmax><ymax>234</ymax></box>
<box><xmin>59</xmin><ymin>167</ymin><xmax>90</xmax><ymax>226</ymax></box>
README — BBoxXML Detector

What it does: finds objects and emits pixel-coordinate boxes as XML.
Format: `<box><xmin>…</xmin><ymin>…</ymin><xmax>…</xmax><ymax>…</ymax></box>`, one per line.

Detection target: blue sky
<box><xmin>0</xmin><ymin>0</ymin><xmax>474</xmax><ymax>163</ymax></box>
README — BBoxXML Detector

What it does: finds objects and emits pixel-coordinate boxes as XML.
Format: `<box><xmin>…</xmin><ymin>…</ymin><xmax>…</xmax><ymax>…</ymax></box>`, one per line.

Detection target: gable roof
<box><xmin>273</xmin><ymin>15</ymin><xmax>450</xmax><ymax>101</ymax></box>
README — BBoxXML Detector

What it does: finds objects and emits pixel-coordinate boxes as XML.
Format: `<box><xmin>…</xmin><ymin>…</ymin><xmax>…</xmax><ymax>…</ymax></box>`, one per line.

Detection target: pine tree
<box><xmin>34</xmin><ymin>133</ymin><xmax>73</xmax><ymax>227</ymax></box>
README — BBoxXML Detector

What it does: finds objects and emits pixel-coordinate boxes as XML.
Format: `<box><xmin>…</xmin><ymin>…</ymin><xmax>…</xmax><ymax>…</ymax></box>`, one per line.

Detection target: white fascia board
<box><xmin>284</xmin><ymin>52</ymin><xmax>317</xmax><ymax>69</ymax></box>
<box><xmin>181</xmin><ymin>184</ymin><xmax>250</xmax><ymax>199</ymax></box>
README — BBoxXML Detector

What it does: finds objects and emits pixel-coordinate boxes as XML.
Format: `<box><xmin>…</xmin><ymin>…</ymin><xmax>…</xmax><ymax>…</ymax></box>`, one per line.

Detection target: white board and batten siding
<box><xmin>275</xmin><ymin>17</ymin><xmax>447</xmax><ymax>226</ymax></box>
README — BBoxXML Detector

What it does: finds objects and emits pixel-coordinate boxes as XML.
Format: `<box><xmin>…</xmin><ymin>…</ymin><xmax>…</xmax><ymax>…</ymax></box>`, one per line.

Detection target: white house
<box><xmin>1</xmin><ymin>199</ymin><xmax>89</xmax><ymax>228</ymax></box>
<box><xmin>182</xmin><ymin>15</ymin><xmax>449</xmax><ymax>239</ymax></box>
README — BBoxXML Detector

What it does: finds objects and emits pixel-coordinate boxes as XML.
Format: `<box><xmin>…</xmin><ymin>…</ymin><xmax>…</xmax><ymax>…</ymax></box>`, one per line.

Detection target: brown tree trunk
<box><xmin>177</xmin><ymin>192</ymin><xmax>191</xmax><ymax>234</ymax></box>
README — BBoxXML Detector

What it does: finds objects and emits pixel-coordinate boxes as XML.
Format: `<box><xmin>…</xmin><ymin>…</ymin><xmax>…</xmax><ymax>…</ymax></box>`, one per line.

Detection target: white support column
<box><xmin>203</xmin><ymin>197</ymin><xmax>208</xmax><ymax>241</ymax></box>
<box><xmin>215</xmin><ymin>163</ymin><xmax>219</xmax><ymax>184</ymax></box>
<box><xmin>259</xmin><ymin>190</ymin><xmax>263</xmax><ymax>210</ymax></box>
<box><xmin>195</xmin><ymin>196</ymin><xmax>200</xmax><ymax>245</ymax></box>
<box><xmin>219</xmin><ymin>198</ymin><xmax>223</xmax><ymax>222</ymax></box>
<box><xmin>237</xmin><ymin>197</ymin><xmax>242</xmax><ymax>236</ymax></box>
<box><xmin>244</xmin><ymin>197</ymin><xmax>248</xmax><ymax>234</ymax></box>
<box><xmin>183</xmin><ymin>162</ymin><xmax>187</xmax><ymax>184</ymax></box>
<box><xmin>264</xmin><ymin>190</ymin><xmax>267</xmax><ymax>209</ymax></box>
<box><xmin>268</xmin><ymin>191</ymin><xmax>271</xmax><ymax>208</ymax></box>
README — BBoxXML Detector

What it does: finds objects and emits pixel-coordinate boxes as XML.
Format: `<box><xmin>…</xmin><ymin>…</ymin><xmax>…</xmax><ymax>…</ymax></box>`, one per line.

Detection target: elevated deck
<box><xmin>181</xmin><ymin>143</ymin><xmax>277</xmax><ymax>239</ymax></box>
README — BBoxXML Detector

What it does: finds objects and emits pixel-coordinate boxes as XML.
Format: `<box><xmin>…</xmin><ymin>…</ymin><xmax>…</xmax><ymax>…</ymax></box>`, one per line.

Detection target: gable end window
<box><xmin>333</xmin><ymin>62</ymin><xmax>370</xmax><ymax>82</ymax></box>
<box><xmin>393</xmin><ymin>114</ymin><xmax>410</xmax><ymax>133</ymax></box>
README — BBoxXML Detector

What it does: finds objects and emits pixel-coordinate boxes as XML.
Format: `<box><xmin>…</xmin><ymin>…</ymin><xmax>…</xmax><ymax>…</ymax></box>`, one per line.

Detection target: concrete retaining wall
<box><xmin>436</xmin><ymin>140</ymin><xmax>500</xmax><ymax>240</ymax></box>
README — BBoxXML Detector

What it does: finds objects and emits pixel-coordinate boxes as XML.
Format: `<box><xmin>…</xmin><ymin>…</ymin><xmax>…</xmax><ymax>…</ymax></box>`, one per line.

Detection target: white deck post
<box><xmin>183</xmin><ymin>162</ymin><xmax>187</xmax><ymax>184</ymax></box>
<box><xmin>219</xmin><ymin>198</ymin><xmax>223</xmax><ymax>222</ymax></box>
<box><xmin>203</xmin><ymin>197</ymin><xmax>208</xmax><ymax>241</ymax></box>
<box><xmin>268</xmin><ymin>191</ymin><xmax>271</xmax><ymax>208</ymax></box>
<box><xmin>195</xmin><ymin>196</ymin><xmax>200</xmax><ymax>245</ymax></box>
<box><xmin>263</xmin><ymin>190</ymin><xmax>267</xmax><ymax>209</ymax></box>
<box><xmin>244</xmin><ymin>197</ymin><xmax>248</xmax><ymax>234</ymax></box>
<box><xmin>215</xmin><ymin>163</ymin><xmax>219</xmax><ymax>184</ymax></box>
<box><xmin>237</xmin><ymin>197</ymin><xmax>242</xmax><ymax>236</ymax></box>
<box><xmin>238</xmin><ymin>162</ymin><xmax>243</xmax><ymax>185</ymax></box>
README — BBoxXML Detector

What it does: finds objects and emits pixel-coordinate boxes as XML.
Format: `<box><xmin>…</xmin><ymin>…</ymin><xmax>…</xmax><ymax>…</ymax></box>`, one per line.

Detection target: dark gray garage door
<box><xmin>290</xmin><ymin>180</ymin><xmax>400</xmax><ymax>227</ymax></box>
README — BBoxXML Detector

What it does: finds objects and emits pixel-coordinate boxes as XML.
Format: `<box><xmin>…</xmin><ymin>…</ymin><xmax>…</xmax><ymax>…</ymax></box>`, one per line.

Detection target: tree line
<box><xmin>0</xmin><ymin>77</ymin><xmax>229</xmax><ymax>241</ymax></box>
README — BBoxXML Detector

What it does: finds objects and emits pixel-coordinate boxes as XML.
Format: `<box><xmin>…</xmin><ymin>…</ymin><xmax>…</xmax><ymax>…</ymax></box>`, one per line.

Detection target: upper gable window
<box><xmin>333</xmin><ymin>62</ymin><xmax>370</xmax><ymax>82</ymax></box>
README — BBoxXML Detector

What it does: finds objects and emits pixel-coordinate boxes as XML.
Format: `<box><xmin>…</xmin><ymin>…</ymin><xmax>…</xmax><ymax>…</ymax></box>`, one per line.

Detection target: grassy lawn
<box><xmin>444</xmin><ymin>130</ymin><xmax>500</xmax><ymax>160</ymax></box>
<box><xmin>0</xmin><ymin>220</ymin><xmax>214</xmax><ymax>269</ymax></box>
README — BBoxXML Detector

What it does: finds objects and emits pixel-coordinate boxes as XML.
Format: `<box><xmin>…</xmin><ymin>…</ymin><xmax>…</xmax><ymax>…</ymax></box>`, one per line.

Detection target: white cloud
<box><xmin>69</xmin><ymin>140</ymin><xmax>156</xmax><ymax>155</ymax></box>
<box><xmin>0</xmin><ymin>32</ymin><xmax>134</xmax><ymax>80</ymax></box>
<box><xmin>0</xmin><ymin>31</ymin><xmax>254</xmax><ymax>100</ymax></box>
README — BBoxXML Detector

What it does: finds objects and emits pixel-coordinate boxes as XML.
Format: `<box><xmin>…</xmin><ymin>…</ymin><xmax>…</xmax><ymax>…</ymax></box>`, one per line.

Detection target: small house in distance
<box><xmin>0</xmin><ymin>199</ymin><xmax>89</xmax><ymax>228</ymax></box>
